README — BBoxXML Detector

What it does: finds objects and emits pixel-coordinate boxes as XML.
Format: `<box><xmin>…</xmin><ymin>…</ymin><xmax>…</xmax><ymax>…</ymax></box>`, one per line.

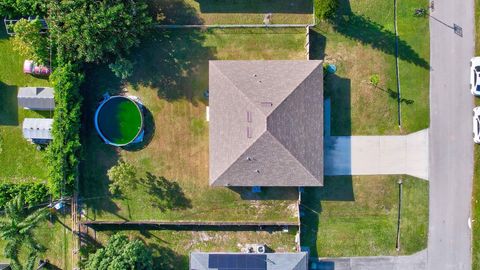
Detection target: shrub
<box><xmin>107</xmin><ymin>160</ymin><xmax>137</xmax><ymax>196</ymax></box>
<box><xmin>109</xmin><ymin>58</ymin><xmax>134</xmax><ymax>80</ymax></box>
<box><xmin>12</xmin><ymin>18</ymin><xmax>49</xmax><ymax>65</ymax></box>
<box><xmin>83</xmin><ymin>234</ymin><xmax>153</xmax><ymax>270</ymax></box>
<box><xmin>314</xmin><ymin>0</ymin><xmax>338</xmax><ymax>22</ymax></box>
<box><xmin>370</xmin><ymin>74</ymin><xmax>380</xmax><ymax>87</ymax></box>
<box><xmin>0</xmin><ymin>182</ymin><xmax>49</xmax><ymax>208</ymax></box>
<box><xmin>46</xmin><ymin>63</ymin><xmax>84</xmax><ymax>197</ymax></box>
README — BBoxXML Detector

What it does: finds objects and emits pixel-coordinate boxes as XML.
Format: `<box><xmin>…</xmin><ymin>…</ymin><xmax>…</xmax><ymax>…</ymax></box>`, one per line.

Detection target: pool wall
<box><xmin>94</xmin><ymin>95</ymin><xmax>144</xmax><ymax>147</ymax></box>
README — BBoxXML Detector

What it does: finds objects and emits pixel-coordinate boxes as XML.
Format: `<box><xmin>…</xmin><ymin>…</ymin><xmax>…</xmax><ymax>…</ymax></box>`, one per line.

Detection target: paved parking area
<box><xmin>324</xmin><ymin>129</ymin><xmax>429</xmax><ymax>180</ymax></box>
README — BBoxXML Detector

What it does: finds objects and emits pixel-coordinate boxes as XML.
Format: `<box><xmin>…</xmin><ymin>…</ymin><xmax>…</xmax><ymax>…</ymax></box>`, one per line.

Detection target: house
<box><xmin>209</xmin><ymin>60</ymin><xmax>324</xmax><ymax>187</ymax></box>
<box><xmin>17</xmin><ymin>87</ymin><xmax>54</xmax><ymax>110</ymax></box>
<box><xmin>22</xmin><ymin>118</ymin><xmax>53</xmax><ymax>144</ymax></box>
<box><xmin>189</xmin><ymin>252</ymin><xmax>309</xmax><ymax>270</ymax></box>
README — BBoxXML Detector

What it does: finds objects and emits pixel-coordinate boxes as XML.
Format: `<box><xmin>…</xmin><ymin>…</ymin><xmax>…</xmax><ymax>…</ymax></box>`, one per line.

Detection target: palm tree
<box><xmin>0</xmin><ymin>194</ymin><xmax>49</xmax><ymax>270</ymax></box>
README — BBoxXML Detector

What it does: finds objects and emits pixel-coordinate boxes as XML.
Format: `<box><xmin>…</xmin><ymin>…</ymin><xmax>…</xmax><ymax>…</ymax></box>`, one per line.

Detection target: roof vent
<box><xmin>247</xmin><ymin>127</ymin><xmax>252</xmax><ymax>138</ymax></box>
<box><xmin>246</xmin><ymin>157</ymin><xmax>253</xmax><ymax>161</ymax></box>
<box><xmin>254</xmin><ymin>169</ymin><xmax>260</xmax><ymax>173</ymax></box>
<box><xmin>247</xmin><ymin>111</ymin><xmax>252</xmax><ymax>123</ymax></box>
<box><xmin>260</xmin><ymin>102</ymin><xmax>273</xmax><ymax>107</ymax></box>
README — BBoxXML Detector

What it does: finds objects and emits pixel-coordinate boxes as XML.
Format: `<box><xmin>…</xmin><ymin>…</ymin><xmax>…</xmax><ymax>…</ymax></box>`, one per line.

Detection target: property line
<box><xmin>394</xmin><ymin>0</ymin><xmax>402</xmax><ymax>128</ymax></box>
<box><xmin>154</xmin><ymin>24</ymin><xmax>311</xmax><ymax>29</ymax></box>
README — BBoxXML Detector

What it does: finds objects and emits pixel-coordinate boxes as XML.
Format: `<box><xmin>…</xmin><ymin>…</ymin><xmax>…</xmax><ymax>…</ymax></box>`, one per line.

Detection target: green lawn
<box><xmin>80</xmin><ymin>28</ymin><xmax>306</xmax><ymax>223</ymax></box>
<box><xmin>0</xmin><ymin>28</ymin><xmax>50</xmax><ymax>183</ymax></box>
<box><xmin>473</xmin><ymin>0</ymin><xmax>480</xmax><ymax>266</ymax></box>
<box><xmin>155</xmin><ymin>0</ymin><xmax>313</xmax><ymax>25</ymax></box>
<box><xmin>300</xmin><ymin>175</ymin><xmax>428</xmax><ymax>257</ymax></box>
<box><xmin>311</xmin><ymin>0</ymin><xmax>429</xmax><ymax>135</ymax></box>
<box><xmin>85</xmin><ymin>228</ymin><xmax>297</xmax><ymax>269</ymax></box>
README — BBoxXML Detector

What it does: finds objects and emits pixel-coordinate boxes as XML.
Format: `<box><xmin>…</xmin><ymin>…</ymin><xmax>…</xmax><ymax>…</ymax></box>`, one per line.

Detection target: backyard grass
<box><xmin>156</xmin><ymin>0</ymin><xmax>313</xmax><ymax>25</ymax></box>
<box><xmin>300</xmin><ymin>175</ymin><xmax>429</xmax><ymax>257</ymax></box>
<box><xmin>80</xmin><ymin>28</ymin><xmax>306</xmax><ymax>222</ymax></box>
<box><xmin>472</xmin><ymin>2</ymin><xmax>480</xmax><ymax>266</ymax></box>
<box><xmin>0</xmin><ymin>27</ymin><xmax>50</xmax><ymax>183</ymax></box>
<box><xmin>87</xmin><ymin>228</ymin><xmax>297</xmax><ymax>269</ymax></box>
<box><xmin>311</xmin><ymin>0</ymin><xmax>429</xmax><ymax>135</ymax></box>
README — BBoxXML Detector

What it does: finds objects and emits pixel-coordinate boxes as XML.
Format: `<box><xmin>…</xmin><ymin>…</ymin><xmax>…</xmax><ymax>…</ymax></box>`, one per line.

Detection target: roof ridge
<box><xmin>265</xmin><ymin>131</ymin><xmax>321</xmax><ymax>185</ymax></box>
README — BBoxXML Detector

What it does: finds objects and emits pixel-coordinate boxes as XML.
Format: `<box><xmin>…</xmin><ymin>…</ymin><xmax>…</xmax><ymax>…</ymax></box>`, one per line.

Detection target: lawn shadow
<box><xmin>122</xmin><ymin>106</ymin><xmax>156</xmax><ymax>151</ymax></box>
<box><xmin>230</xmin><ymin>187</ymin><xmax>299</xmax><ymax>201</ymax></box>
<box><xmin>300</xmin><ymin>177</ymin><xmax>354</xmax><ymax>258</ymax></box>
<box><xmin>140</xmin><ymin>172</ymin><xmax>192</xmax><ymax>211</ymax></box>
<box><xmin>194</xmin><ymin>0</ymin><xmax>313</xmax><ymax>14</ymax></box>
<box><xmin>0</xmin><ymin>81</ymin><xmax>19</xmax><ymax>126</ymax></box>
<box><xmin>330</xmin><ymin>0</ymin><xmax>429</xmax><ymax>69</ymax></box>
<box><xmin>149</xmin><ymin>0</ymin><xmax>204</xmax><ymax>25</ymax></box>
<box><xmin>79</xmin><ymin>64</ymin><xmax>124</xmax><ymax>220</ymax></box>
<box><xmin>128</xmin><ymin>28</ymin><xmax>216</xmax><ymax>103</ymax></box>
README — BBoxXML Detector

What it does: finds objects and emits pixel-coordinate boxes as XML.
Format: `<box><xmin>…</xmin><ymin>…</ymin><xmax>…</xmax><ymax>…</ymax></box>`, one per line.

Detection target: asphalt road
<box><xmin>428</xmin><ymin>0</ymin><xmax>475</xmax><ymax>269</ymax></box>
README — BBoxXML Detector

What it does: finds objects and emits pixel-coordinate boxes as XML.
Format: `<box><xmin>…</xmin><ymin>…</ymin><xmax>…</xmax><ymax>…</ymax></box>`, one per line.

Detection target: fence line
<box><xmin>154</xmin><ymin>23</ymin><xmax>309</xmax><ymax>29</ymax></box>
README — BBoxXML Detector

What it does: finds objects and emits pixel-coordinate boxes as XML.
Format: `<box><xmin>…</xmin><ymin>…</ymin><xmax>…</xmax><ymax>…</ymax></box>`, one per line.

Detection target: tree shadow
<box><xmin>128</xmin><ymin>28</ymin><xmax>216</xmax><ymax>103</ymax></box>
<box><xmin>0</xmin><ymin>81</ymin><xmax>19</xmax><ymax>126</ymax></box>
<box><xmin>230</xmin><ymin>187</ymin><xmax>299</xmax><ymax>201</ymax></box>
<box><xmin>149</xmin><ymin>243</ymin><xmax>189</xmax><ymax>270</ymax></box>
<box><xmin>329</xmin><ymin>0</ymin><xmax>429</xmax><ymax>69</ymax></box>
<box><xmin>194</xmin><ymin>0</ymin><xmax>313</xmax><ymax>14</ymax></box>
<box><xmin>140</xmin><ymin>172</ymin><xmax>192</xmax><ymax>211</ymax></box>
<box><xmin>149</xmin><ymin>0</ymin><xmax>204</xmax><ymax>25</ymax></box>
<box><xmin>79</xmin><ymin>64</ymin><xmax>123</xmax><ymax>219</ymax></box>
<box><xmin>300</xmin><ymin>177</ymin><xmax>354</xmax><ymax>258</ymax></box>
<box><xmin>373</xmin><ymin>86</ymin><xmax>415</xmax><ymax>105</ymax></box>
<box><xmin>122</xmin><ymin>106</ymin><xmax>156</xmax><ymax>151</ymax></box>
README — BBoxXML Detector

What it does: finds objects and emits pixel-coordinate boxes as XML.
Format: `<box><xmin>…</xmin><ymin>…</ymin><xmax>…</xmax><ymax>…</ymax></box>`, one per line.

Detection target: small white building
<box><xmin>22</xmin><ymin>118</ymin><xmax>53</xmax><ymax>144</ymax></box>
<box><xmin>17</xmin><ymin>87</ymin><xmax>54</xmax><ymax>111</ymax></box>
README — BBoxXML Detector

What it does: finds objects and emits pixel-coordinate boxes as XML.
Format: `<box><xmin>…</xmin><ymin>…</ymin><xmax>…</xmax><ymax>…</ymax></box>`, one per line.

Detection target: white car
<box><xmin>473</xmin><ymin>107</ymin><xmax>480</xmax><ymax>143</ymax></box>
<box><xmin>470</xmin><ymin>57</ymin><xmax>480</xmax><ymax>95</ymax></box>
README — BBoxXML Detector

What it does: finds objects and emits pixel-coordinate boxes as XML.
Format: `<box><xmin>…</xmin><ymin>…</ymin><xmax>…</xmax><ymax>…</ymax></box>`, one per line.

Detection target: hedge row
<box><xmin>46</xmin><ymin>63</ymin><xmax>84</xmax><ymax>197</ymax></box>
<box><xmin>0</xmin><ymin>182</ymin><xmax>49</xmax><ymax>208</ymax></box>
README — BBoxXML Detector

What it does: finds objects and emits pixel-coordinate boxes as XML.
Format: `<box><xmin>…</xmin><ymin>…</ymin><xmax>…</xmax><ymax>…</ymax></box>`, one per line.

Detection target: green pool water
<box><xmin>97</xmin><ymin>97</ymin><xmax>143</xmax><ymax>145</ymax></box>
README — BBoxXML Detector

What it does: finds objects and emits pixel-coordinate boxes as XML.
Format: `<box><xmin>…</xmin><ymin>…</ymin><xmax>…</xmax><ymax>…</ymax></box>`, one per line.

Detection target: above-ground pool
<box><xmin>94</xmin><ymin>95</ymin><xmax>144</xmax><ymax>146</ymax></box>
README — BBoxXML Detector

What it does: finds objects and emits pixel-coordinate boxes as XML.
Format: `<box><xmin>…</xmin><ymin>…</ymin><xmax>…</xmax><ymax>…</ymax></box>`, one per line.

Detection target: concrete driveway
<box><xmin>324</xmin><ymin>130</ymin><xmax>429</xmax><ymax>180</ymax></box>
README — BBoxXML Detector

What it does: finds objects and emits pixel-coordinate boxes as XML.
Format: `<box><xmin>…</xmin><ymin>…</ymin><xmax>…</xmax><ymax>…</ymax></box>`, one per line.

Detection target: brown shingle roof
<box><xmin>209</xmin><ymin>60</ymin><xmax>323</xmax><ymax>186</ymax></box>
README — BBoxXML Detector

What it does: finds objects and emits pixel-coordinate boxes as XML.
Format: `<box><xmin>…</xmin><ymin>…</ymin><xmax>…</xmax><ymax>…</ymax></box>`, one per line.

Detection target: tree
<box><xmin>0</xmin><ymin>194</ymin><xmax>49</xmax><ymax>270</ymax></box>
<box><xmin>84</xmin><ymin>234</ymin><xmax>153</xmax><ymax>270</ymax></box>
<box><xmin>107</xmin><ymin>160</ymin><xmax>137</xmax><ymax>196</ymax></box>
<box><xmin>109</xmin><ymin>58</ymin><xmax>134</xmax><ymax>80</ymax></box>
<box><xmin>49</xmin><ymin>0</ymin><xmax>153</xmax><ymax>64</ymax></box>
<box><xmin>12</xmin><ymin>19</ymin><xmax>49</xmax><ymax>65</ymax></box>
<box><xmin>0</xmin><ymin>0</ymin><xmax>46</xmax><ymax>18</ymax></box>
<box><xmin>315</xmin><ymin>0</ymin><xmax>338</xmax><ymax>22</ymax></box>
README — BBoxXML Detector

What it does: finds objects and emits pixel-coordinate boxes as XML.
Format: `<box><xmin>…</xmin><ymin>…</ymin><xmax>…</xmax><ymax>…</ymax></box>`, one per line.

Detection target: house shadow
<box><xmin>79</xmin><ymin>64</ymin><xmax>125</xmax><ymax>221</ymax></box>
<box><xmin>0</xmin><ymin>81</ymin><xmax>19</xmax><ymax>126</ymax></box>
<box><xmin>140</xmin><ymin>172</ymin><xmax>192</xmax><ymax>211</ymax></box>
<box><xmin>128</xmin><ymin>27</ymin><xmax>216</xmax><ymax>104</ymax></box>
<box><xmin>328</xmin><ymin>0</ymin><xmax>429</xmax><ymax>69</ymax></box>
<box><xmin>194</xmin><ymin>0</ymin><xmax>313</xmax><ymax>14</ymax></box>
<box><xmin>149</xmin><ymin>243</ymin><xmax>189</xmax><ymax>270</ymax></box>
<box><xmin>300</xmin><ymin>177</ymin><xmax>354</xmax><ymax>259</ymax></box>
<box><xmin>230</xmin><ymin>187</ymin><xmax>299</xmax><ymax>201</ymax></box>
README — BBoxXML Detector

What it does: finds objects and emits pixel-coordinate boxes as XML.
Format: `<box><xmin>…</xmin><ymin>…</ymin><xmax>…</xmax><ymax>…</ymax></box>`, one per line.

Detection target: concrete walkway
<box><xmin>312</xmin><ymin>250</ymin><xmax>427</xmax><ymax>270</ymax></box>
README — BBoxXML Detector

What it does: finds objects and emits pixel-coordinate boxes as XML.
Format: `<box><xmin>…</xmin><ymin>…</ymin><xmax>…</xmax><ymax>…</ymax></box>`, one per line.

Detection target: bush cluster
<box><xmin>46</xmin><ymin>63</ymin><xmax>84</xmax><ymax>197</ymax></box>
<box><xmin>314</xmin><ymin>0</ymin><xmax>338</xmax><ymax>22</ymax></box>
<box><xmin>0</xmin><ymin>182</ymin><xmax>49</xmax><ymax>208</ymax></box>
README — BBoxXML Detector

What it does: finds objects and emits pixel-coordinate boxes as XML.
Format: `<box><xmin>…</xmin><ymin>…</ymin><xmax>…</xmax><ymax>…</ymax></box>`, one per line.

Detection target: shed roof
<box><xmin>209</xmin><ymin>60</ymin><xmax>324</xmax><ymax>187</ymax></box>
<box><xmin>189</xmin><ymin>252</ymin><xmax>308</xmax><ymax>270</ymax></box>
<box><xmin>22</xmin><ymin>118</ymin><xmax>53</xmax><ymax>140</ymax></box>
<box><xmin>17</xmin><ymin>87</ymin><xmax>54</xmax><ymax>110</ymax></box>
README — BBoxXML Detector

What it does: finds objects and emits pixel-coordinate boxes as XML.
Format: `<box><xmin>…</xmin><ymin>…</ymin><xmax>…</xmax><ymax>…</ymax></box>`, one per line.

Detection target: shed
<box><xmin>17</xmin><ymin>87</ymin><xmax>54</xmax><ymax>110</ymax></box>
<box><xmin>22</xmin><ymin>118</ymin><xmax>53</xmax><ymax>142</ymax></box>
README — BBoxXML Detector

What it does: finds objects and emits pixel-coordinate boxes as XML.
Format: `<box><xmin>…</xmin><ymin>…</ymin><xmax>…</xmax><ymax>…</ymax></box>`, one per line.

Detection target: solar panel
<box><xmin>208</xmin><ymin>254</ymin><xmax>267</xmax><ymax>270</ymax></box>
